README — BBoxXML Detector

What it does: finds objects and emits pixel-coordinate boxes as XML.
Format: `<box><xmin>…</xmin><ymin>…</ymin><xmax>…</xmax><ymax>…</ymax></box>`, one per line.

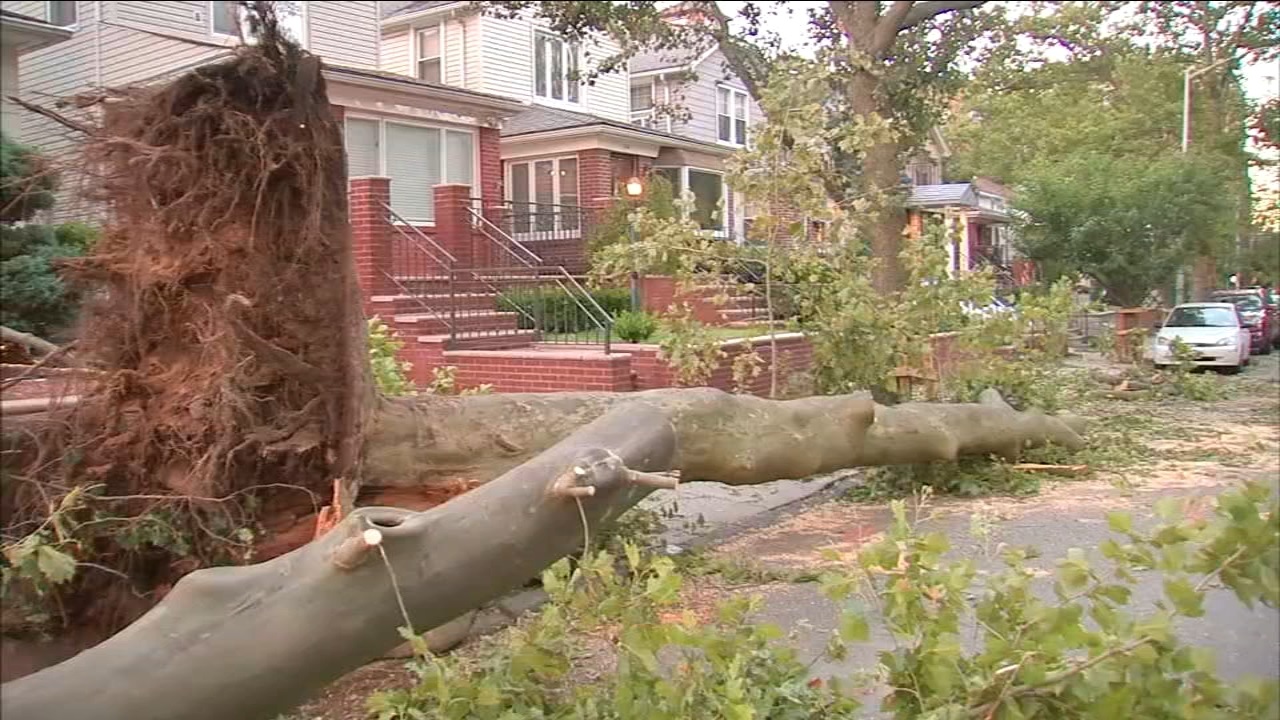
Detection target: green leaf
<box><xmin>1106</xmin><ymin>511</ymin><xmax>1132</xmax><ymax>533</ymax></box>
<box><xmin>1163</xmin><ymin>577</ymin><xmax>1205</xmax><ymax>617</ymax></box>
<box><xmin>838</xmin><ymin>611</ymin><xmax>870</xmax><ymax>643</ymax></box>
<box><xmin>1154</xmin><ymin>497</ymin><xmax>1183</xmax><ymax>522</ymax></box>
<box><xmin>35</xmin><ymin>545</ymin><xmax>76</xmax><ymax>584</ymax></box>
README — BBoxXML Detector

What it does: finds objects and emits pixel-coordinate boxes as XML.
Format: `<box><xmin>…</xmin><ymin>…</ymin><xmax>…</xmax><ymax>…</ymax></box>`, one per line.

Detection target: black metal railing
<box><xmin>380</xmin><ymin>202</ymin><xmax>456</xmax><ymax>331</ymax></box>
<box><xmin>440</xmin><ymin>266</ymin><xmax>615</xmax><ymax>351</ymax></box>
<box><xmin>481</xmin><ymin>201</ymin><xmax>594</xmax><ymax>248</ymax></box>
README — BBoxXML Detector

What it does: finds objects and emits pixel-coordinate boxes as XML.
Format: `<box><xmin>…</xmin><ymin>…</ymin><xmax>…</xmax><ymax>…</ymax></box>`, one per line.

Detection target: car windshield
<box><xmin>1216</xmin><ymin>295</ymin><xmax>1263</xmax><ymax>312</ymax></box>
<box><xmin>1165</xmin><ymin>307</ymin><xmax>1237</xmax><ymax>328</ymax></box>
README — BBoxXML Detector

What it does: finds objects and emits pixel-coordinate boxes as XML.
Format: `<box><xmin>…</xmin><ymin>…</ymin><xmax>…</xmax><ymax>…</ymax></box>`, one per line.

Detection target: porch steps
<box><xmin>414</xmin><ymin>331</ymin><xmax>540</xmax><ymax>351</ymax></box>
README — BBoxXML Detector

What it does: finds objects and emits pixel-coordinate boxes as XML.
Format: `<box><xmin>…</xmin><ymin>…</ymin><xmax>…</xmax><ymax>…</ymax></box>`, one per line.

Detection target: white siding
<box><xmin>115</xmin><ymin>1</ymin><xmax>209</xmax><ymax>36</ymax></box>
<box><xmin>666</xmin><ymin>49</ymin><xmax>759</xmax><ymax>146</ymax></box>
<box><xmin>477</xmin><ymin>14</ymin><xmax>628</xmax><ymax>120</ymax></box>
<box><xmin>3</xmin><ymin>1</ymin><xmax>47</xmax><ymax>19</ymax></box>
<box><xmin>584</xmin><ymin>33</ymin><xmax>628</xmax><ymax>121</ymax></box>
<box><xmin>381</xmin><ymin>27</ymin><xmax>411</xmax><ymax>76</ymax></box>
<box><xmin>478</xmin><ymin>14</ymin><xmax>531</xmax><ymax>102</ymax></box>
<box><xmin>10</xmin><ymin>0</ymin><xmax>100</xmax><ymax>221</ymax></box>
<box><xmin>308</xmin><ymin>1</ymin><xmax>379</xmax><ymax>69</ymax></box>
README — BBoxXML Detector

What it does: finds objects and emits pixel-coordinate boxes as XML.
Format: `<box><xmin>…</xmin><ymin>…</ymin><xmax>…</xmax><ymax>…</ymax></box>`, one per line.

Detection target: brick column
<box><xmin>578</xmin><ymin>149</ymin><xmax>615</xmax><ymax>212</ymax></box>
<box><xmin>433</xmin><ymin>184</ymin><xmax>474</xmax><ymax>268</ymax></box>
<box><xmin>349</xmin><ymin>176</ymin><xmax>392</xmax><ymax>313</ymax></box>
<box><xmin>478</xmin><ymin>127</ymin><xmax>502</xmax><ymax>207</ymax></box>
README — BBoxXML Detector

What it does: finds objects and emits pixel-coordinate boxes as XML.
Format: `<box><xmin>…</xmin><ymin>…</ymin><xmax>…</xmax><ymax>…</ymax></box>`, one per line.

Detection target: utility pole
<box><xmin>1177</xmin><ymin>57</ymin><xmax>1233</xmax><ymax>303</ymax></box>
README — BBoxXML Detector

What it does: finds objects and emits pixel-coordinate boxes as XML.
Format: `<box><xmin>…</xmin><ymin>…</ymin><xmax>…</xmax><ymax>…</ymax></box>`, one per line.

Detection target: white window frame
<box><xmin>46</xmin><ymin>0</ymin><xmax>77</xmax><ymax>27</ymax></box>
<box><xmin>716</xmin><ymin>84</ymin><xmax>749</xmax><ymax>147</ymax></box>
<box><xmin>655</xmin><ymin>166</ymin><xmax>727</xmax><ymax>236</ymax></box>
<box><xmin>532</xmin><ymin>31</ymin><xmax>581</xmax><ymax>107</ymax></box>
<box><xmin>505</xmin><ymin>156</ymin><xmax>582</xmax><ymax>240</ymax></box>
<box><xmin>344</xmin><ymin>114</ymin><xmax>480</xmax><ymax>226</ymax></box>
<box><xmin>412</xmin><ymin>23</ymin><xmax>444</xmax><ymax>84</ymax></box>
<box><xmin>209</xmin><ymin>1</ymin><xmax>308</xmax><ymax>47</ymax></box>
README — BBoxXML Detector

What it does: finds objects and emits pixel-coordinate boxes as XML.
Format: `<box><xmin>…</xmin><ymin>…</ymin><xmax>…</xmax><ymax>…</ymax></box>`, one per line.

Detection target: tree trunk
<box><xmin>1</xmin><ymin>388</ymin><xmax>1085</xmax><ymax>720</ymax></box>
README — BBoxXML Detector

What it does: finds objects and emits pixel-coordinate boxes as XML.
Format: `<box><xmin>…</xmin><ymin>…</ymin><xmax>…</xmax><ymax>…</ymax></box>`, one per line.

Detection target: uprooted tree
<box><xmin>0</xmin><ymin>9</ymin><xmax>1086</xmax><ymax>720</ymax></box>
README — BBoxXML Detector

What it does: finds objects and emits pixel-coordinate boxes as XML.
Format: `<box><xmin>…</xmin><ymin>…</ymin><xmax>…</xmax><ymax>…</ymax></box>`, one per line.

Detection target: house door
<box><xmin>508</xmin><ymin>157</ymin><xmax>580</xmax><ymax>239</ymax></box>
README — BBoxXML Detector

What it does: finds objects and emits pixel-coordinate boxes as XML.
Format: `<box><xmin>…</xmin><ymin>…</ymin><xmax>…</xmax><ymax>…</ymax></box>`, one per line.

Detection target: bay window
<box><xmin>534</xmin><ymin>33</ymin><xmax>580</xmax><ymax>104</ymax></box>
<box><xmin>344</xmin><ymin>117</ymin><xmax>476</xmax><ymax>223</ymax></box>
<box><xmin>656</xmin><ymin>167</ymin><xmax>725</xmax><ymax>233</ymax></box>
<box><xmin>415</xmin><ymin>26</ymin><xmax>442</xmax><ymax>83</ymax></box>
<box><xmin>717</xmin><ymin>86</ymin><xmax>749</xmax><ymax>146</ymax></box>
<box><xmin>508</xmin><ymin>157</ymin><xmax>580</xmax><ymax>235</ymax></box>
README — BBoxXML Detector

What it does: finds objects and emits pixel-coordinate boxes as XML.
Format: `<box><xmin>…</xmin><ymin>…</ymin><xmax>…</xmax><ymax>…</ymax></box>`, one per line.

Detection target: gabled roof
<box><xmin>501</xmin><ymin>104</ymin><xmax>728</xmax><ymax>153</ymax></box>
<box><xmin>629</xmin><ymin>44</ymin><xmax>720</xmax><ymax>76</ymax></box>
<box><xmin>384</xmin><ymin>1</ymin><xmax>460</xmax><ymax>19</ymax></box>
<box><xmin>906</xmin><ymin>183</ymin><xmax>978</xmax><ymax>209</ymax></box>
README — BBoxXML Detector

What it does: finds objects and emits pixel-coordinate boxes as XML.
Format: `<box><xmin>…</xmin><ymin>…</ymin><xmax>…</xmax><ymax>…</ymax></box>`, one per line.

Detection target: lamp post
<box><xmin>624</xmin><ymin>176</ymin><xmax>644</xmax><ymax>311</ymax></box>
<box><xmin>1176</xmin><ymin>56</ymin><xmax>1233</xmax><ymax>304</ymax></box>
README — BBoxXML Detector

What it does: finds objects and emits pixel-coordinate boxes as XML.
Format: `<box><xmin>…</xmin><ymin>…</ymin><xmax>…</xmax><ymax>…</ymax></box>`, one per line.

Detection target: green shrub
<box><xmin>367</xmin><ymin>317</ymin><xmax>414</xmax><ymax>396</ymax></box>
<box><xmin>0</xmin><ymin>222</ymin><xmax>98</xmax><ymax>336</ymax></box>
<box><xmin>612</xmin><ymin>310</ymin><xmax>658</xmax><ymax>342</ymax></box>
<box><xmin>497</xmin><ymin>287</ymin><xmax>629</xmax><ymax>333</ymax></box>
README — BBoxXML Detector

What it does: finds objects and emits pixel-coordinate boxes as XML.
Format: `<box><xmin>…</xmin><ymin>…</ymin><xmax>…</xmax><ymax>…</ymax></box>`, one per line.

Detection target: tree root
<box><xmin>0</xmin><ymin>387</ymin><xmax>1084</xmax><ymax>720</ymax></box>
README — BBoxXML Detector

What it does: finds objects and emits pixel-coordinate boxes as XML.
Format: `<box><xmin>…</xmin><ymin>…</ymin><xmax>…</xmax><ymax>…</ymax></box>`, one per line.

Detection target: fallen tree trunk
<box><xmin>0</xmin><ymin>387</ymin><xmax>1085</xmax><ymax>720</ymax></box>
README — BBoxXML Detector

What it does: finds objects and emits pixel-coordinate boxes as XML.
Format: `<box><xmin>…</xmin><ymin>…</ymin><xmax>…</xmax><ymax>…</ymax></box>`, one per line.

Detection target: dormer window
<box><xmin>534</xmin><ymin>32</ymin><xmax>579</xmax><ymax>104</ymax></box>
<box><xmin>716</xmin><ymin>85</ymin><xmax>748</xmax><ymax>146</ymax></box>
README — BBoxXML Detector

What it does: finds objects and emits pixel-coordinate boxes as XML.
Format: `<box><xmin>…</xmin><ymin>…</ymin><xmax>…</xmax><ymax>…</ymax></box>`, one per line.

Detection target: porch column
<box><xmin>349</xmin><ymin>176</ymin><xmax>393</xmax><ymax>313</ymax></box>
<box><xmin>433</xmin><ymin>184</ymin><xmax>475</xmax><ymax>268</ymax></box>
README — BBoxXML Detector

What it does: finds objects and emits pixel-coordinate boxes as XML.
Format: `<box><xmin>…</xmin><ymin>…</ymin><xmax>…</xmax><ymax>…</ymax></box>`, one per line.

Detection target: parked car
<box><xmin>1152</xmin><ymin>303</ymin><xmax>1252</xmax><ymax>374</ymax></box>
<box><xmin>1210</xmin><ymin>290</ymin><xmax>1275</xmax><ymax>354</ymax></box>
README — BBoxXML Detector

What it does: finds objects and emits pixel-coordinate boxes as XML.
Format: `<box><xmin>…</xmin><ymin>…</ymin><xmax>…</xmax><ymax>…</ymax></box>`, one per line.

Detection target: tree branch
<box><xmin>899</xmin><ymin>1</ymin><xmax>988</xmax><ymax>31</ymax></box>
<box><xmin>0</xmin><ymin>388</ymin><xmax>1085</xmax><ymax>720</ymax></box>
<box><xmin>5</xmin><ymin>97</ymin><xmax>95</xmax><ymax>136</ymax></box>
<box><xmin>0</xmin><ymin>326</ymin><xmax>64</xmax><ymax>360</ymax></box>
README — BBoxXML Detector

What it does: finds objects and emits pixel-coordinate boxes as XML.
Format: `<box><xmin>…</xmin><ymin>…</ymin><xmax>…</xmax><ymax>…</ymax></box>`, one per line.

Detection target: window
<box><xmin>717</xmin><ymin>86</ymin><xmax>748</xmax><ymax>145</ymax></box>
<box><xmin>631</xmin><ymin>82</ymin><xmax>654</xmax><ymax>111</ymax></box>
<box><xmin>47</xmin><ymin>1</ymin><xmax>76</xmax><ymax>26</ymax></box>
<box><xmin>210</xmin><ymin>0</ymin><xmax>238</xmax><ymax>36</ymax></box>
<box><xmin>534</xmin><ymin>33</ymin><xmax>580</xmax><ymax>103</ymax></box>
<box><xmin>210</xmin><ymin>1</ymin><xmax>305</xmax><ymax>45</ymax></box>
<box><xmin>343</xmin><ymin>118</ymin><xmax>476</xmax><ymax>223</ymax></box>
<box><xmin>415</xmin><ymin>26</ymin><xmax>442</xmax><ymax>83</ymax></box>
<box><xmin>656</xmin><ymin>167</ymin><xmax>724</xmax><ymax>232</ymax></box>
<box><xmin>508</xmin><ymin>157</ymin><xmax>580</xmax><ymax>235</ymax></box>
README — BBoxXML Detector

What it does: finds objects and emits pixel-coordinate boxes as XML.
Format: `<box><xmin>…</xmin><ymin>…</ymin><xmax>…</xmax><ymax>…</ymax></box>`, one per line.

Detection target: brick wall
<box><xmin>478</xmin><ymin>127</ymin><xmax>502</xmax><ymax>207</ymax></box>
<box><xmin>638</xmin><ymin>275</ymin><xmax>724</xmax><ymax>325</ymax></box>
<box><xmin>444</xmin><ymin>349</ymin><xmax>633</xmax><ymax>392</ymax></box>
<box><xmin>624</xmin><ymin>333</ymin><xmax>814</xmax><ymax>396</ymax></box>
<box><xmin>349</xmin><ymin>176</ymin><xmax>392</xmax><ymax>313</ymax></box>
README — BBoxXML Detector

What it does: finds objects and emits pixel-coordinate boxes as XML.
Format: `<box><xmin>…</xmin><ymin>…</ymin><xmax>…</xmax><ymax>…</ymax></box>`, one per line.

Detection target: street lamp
<box><xmin>1176</xmin><ymin>56</ymin><xmax>1233</xmax><ymax>303</ymax></box>
<box><xmin>625</xmin><ymin>177</ymin><xmax>643</xmax><ymax>311</ymax></box>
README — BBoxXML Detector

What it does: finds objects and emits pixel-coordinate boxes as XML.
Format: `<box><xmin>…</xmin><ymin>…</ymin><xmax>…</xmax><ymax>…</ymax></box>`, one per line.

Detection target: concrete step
<box><xmin>393</xmin><ymin>311</ymin><xmax>521</xmax><ymax>335</ymax></box>
<box><xmin>413</xmin><ymin>331</ymin><xmax>539</xmax><ymax>351</ymax></box>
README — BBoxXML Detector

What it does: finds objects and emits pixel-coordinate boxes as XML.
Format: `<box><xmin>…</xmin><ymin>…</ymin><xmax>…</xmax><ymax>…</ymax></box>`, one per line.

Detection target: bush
<box><xmin>497</xmin><ymin>287</ymin><xmax>630</xmax><ymax>333</ymax></box>
<box><xmin>0</xmin><ymin>222</ymin><xmax>97</xmax><ymax>336</ymax></box>
<box><xmin>612</xmin><ymin>310</ymin><xmax>658</xmax><ymax>342</ymax></box>
<box><xmin>367</xmin><ymin>317</ymin><xmax>414</xmax><ymax>396</ymax></box>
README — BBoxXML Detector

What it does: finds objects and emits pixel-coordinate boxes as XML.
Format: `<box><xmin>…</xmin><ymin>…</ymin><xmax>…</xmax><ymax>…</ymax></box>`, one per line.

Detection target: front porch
<box><xmin>348</xmin><ymin>176</ymin><xmax>811</xmax><ymax>394</ymax></box>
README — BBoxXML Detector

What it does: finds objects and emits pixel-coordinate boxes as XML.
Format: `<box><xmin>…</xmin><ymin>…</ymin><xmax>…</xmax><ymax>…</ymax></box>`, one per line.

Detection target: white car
<box><xmin>1152</xmin><ymin>303</ymin><xmax>1252</xmax><ymax>374</ymax></box>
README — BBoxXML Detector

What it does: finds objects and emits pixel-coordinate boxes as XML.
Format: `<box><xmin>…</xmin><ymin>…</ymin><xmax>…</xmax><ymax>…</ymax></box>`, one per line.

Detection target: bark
<box><xmin>0</xmin><ymin>326</ymin><xmax>64</xmax><ymax>362</ymax></box>
<box><xmin>1</xmin><ymin>387</ymin><xmax>1085</xmax><ymax>720</ymax></box>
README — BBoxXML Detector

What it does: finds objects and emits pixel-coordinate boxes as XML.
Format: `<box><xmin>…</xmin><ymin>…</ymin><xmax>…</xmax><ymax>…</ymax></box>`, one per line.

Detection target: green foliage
<box><xmin>367</xmin><ymin>483</ymin><xmax>1279</xmax><ymax>720</ymax></box>
<box><xmin>1013</xmin><ymin>152</ymin><xmax>1232</xmax><ymax>307</ymax></box>
<box><xmin>656</xmin><ymin>305</ymin><xmax>726</xmax><ymax>386</ymax></box>
<box><xmin>0</xmin><ymin>221</ymin><xmax>98</xmax><ymax>336</ymax></box>
<box><xmin>1164</xmin><ymin>339</ymin><xmax>1228</xmax><ymax>402</ymax></box>
<box><xmin>849</xmin><ymin>458</ymin><xmax>1046</xmax><ymax>502</ymax></box>
<box><xmin>0</xmin><ymin>133</ymin><xmax>57</xmax><ymax>223</ymax></box>
<box><xmin>820</xmin><ymin>483</ymin><xmax>1280</xmax><ymax>718</ymax></box>
<box><xmin>588</xmin><ymin>172</ymin><xmax>678</xmax><ymax>259</ymax></box>
<box><xmin>498</xmin><ymin>287</ymin><xmax>630</xmax><ymax>334</ymax></box>
<box><xmin>368</xmin><ymin>317</ymin><xmax>415</xmax><ymax>397</ymax></box>
<box><xmin>369</xmin><ymin>545</ymin><xmax>856</xmax><ymax>720</ymax></box>
<box><xmin>612</xmin><ymin>310</ymin><xmax>657</xmax><ymax>343</ymax></box>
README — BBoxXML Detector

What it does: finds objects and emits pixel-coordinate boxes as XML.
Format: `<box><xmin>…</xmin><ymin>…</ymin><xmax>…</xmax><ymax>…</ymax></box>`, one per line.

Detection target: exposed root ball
<box><xmin>3</xmin><ymin>1</ymin><xmax>372</xmax><ymax>644</ymax></box>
